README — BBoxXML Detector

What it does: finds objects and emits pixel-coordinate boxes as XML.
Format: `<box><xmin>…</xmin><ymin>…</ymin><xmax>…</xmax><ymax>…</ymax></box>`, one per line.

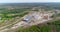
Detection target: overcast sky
<box><xmin>0</xmin><ymin>0</ymin><xmax>60</xmax><ymax>3</ymax></box>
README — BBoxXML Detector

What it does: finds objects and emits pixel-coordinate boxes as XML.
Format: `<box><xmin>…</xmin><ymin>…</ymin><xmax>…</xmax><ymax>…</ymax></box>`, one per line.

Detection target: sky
<box><xmin>0</xmin><ymin>0</ymin><xmax>60</xmax><ymax>3</ymax></box>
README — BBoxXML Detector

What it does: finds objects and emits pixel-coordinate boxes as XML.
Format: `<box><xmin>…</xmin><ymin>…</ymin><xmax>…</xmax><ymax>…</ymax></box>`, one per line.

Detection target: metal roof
<box><xmin>23</xmin><ymin>16</ymin><xmax>32</xmax><ymax>22</ymax></box>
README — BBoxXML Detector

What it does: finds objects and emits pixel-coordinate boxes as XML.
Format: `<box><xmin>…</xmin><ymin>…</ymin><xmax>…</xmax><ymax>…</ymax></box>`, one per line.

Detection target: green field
<box><xmin>0</xmin><ymin>8</ymin><xmax>31</xmax><ymax>21</ymax></box>
<box><xmin>0</xmin><ymin>7</ymin><xmax>31</xmax><ymax>27</ymax></box>
<box><xmin>16</xmin><ymin>19</ymin><xmax>60</xmax><ymax>32</ymax></box>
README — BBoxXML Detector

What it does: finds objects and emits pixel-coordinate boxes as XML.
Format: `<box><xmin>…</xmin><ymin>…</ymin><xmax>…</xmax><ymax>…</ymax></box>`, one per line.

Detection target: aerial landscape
<box><xmin>0</xmin><ymin>0</ymin><xmax>60</xmax><ymax>32</ymax></box>
<box><xmin>0</xmin><ymin>3</ymin><xmax>60</xmax><ymax>32</ymax></box>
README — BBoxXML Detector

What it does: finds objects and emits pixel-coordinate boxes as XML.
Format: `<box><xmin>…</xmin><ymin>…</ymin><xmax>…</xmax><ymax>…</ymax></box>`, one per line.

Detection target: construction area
<box><xmin>0</xmin><ymin>8</ymin><xmax>55</xmax><ymax>32</ymax></box>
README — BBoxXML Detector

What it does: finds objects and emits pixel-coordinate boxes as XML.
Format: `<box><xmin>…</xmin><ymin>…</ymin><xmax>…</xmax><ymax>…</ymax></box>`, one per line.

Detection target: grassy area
<box><xmin>17</xmin><ymin>25</ymin><xmax>51</xmax><ymax>32</ymax></box>
<box><xmin>0</xmin><ymin>8</ymin><xmax>30</xmax><ymax>28</ymax></box>
<box><xmin>0</xmin><ymin>8</ymin><xmax>30</xmax><ymax>22</ymax></box>
<box><xmin>16</xmin><ymin>19</ymin><xmax>60</xmax><ymax>32</ymax></box>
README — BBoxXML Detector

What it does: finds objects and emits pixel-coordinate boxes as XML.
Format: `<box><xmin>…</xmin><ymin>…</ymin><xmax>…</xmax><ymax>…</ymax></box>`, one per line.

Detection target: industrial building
<box><xmin>23</xmin><ymin>16</ymin><xmax>32</xmax><ymax>22</ymax></box>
